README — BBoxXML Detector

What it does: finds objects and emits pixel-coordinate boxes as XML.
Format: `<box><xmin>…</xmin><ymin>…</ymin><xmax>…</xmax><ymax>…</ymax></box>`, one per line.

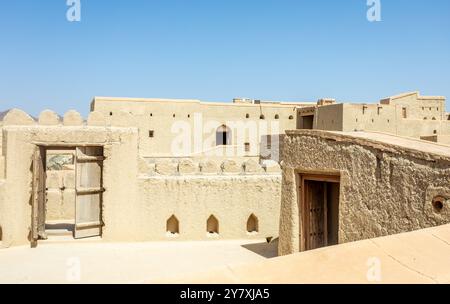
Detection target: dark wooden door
<box><xmin>304</xmin><ymin>180</ymin><xmax>328</xmax><ymax>250</ymax></box>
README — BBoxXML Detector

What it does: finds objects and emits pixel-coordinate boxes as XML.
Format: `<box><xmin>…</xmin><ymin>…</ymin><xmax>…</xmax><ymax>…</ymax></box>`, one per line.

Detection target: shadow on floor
<box><xmin>241</xmin><ymin>239</ymin><xmax>279</xmax><ymax>259</ymax></box>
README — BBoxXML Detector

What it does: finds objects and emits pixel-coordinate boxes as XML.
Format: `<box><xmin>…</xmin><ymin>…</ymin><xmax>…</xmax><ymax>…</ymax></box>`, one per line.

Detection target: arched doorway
<box><xmin>216</xmin><ymin>125</ymin><xmax>231</xmax><ymax>146</ymax></box>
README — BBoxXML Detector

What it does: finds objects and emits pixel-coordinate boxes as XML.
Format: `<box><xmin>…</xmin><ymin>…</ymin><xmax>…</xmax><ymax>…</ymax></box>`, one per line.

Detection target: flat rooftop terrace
<box><xmin>155</xmin><ymin>224</ymin><xmax>450</xmax><ymax>284</ymax></box>
<box><xmin>286</xmin><ymin>130</ymin><xmax>450</xmax><ymax>160</ymax></box>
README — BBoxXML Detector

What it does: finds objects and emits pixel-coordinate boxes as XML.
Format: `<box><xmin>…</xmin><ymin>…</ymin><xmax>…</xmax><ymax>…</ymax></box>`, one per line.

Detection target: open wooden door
<box><xmin>74</xmin><ymin>147</ymin><xmax>104</xmax><ymax>239</ymax></box>
<box><xmin>31</xmin><ymin>146</ymin><xmax>46</xmax><ymax>248</ymax></box>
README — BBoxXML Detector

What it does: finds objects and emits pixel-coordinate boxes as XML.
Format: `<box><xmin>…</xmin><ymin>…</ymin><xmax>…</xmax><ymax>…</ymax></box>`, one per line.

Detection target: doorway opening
<box><xmin>300</xmin><ymin>115</ymin><xmax>314</xmax><ymax>129</ymax></box>
<box><xmin>31</xmin><ymin>145</ymin><xmax>105</xmax><ymax>247</ymax></box>
<box><xmin>216</xmin><ymin>125</ymin><xmax>231</xmax><ymax>146</ymax></box>
<box><xmin>44</xmin><ymin>147</ymin><xmax>76</xmax><ymax>239</ymax></box>
<box><xmin>299</xmin><ymin>174</ymin><xmax>340</xmax><ymax>251</ymax></box>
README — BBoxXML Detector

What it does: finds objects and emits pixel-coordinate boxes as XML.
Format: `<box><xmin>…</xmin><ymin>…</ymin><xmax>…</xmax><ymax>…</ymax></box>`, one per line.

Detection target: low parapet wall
<box><xmin>137</xmin><ymin>174</ymin><xmax>281</xmax><ymax>241</ymax></box>
<box><xmin>136</xmin><ymin>157</ymin><xmax>282</xmax><ymax>241</ymax></box>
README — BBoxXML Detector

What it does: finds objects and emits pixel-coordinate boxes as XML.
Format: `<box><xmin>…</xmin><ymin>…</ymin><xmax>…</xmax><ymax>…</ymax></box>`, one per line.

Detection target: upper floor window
<box><xmin>402</xmin><ymin>107</ymin><xmax>407</xmax><ymax>119</ymax></box>
<box><xmin>216</xmin><ymin>125</ymin><xmax>231</xmax><ymax>146</ymax></box>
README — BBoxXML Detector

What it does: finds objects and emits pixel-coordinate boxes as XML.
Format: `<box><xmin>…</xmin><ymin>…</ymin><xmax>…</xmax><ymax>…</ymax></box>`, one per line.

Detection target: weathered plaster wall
<box><xmin>91</xmin><ymin>97</ymin><xmax>306</xmax><ymax>158</ymax></box>
<box><xmin>0</xmin><ymin>124</ymin><xmax>4</xmax><ymax>245</ymax></box>
<box><xmin>0</xmin><ymin>126</ymin><xmax>4</xmax><ymax>179</ymax></box>
<box><xmin>297</xmin><ymin>92</ymin><xmax>450</xmax><ymax>141</ymax></box>
<box><xmin>0</xmin><ymin>109</ymin><xmax>140</xmax><ymax>247</ymax></box>
<box><xmin>135</xmin><ymin>158</ymin><xmax>282</xmax><ymax>241</ymax></box>
<box><xmin>279</xmin><ymin>130</ymin><xmax>450</xmax><ymax>256</ymax></box>
<box><xmin>0</xmin><ymin>179</ymin><xmax>4</xmax><ymax>245</ymax></box>
<box><xmin>342</xmin><ymin>103</ymin><xmax>447</xmax><ymax>138</ymax></box>
<box><xmin>314</xmin><ymin>103</ymin><xmax>344</xmax><ymax>131</ymax></box>
<box><xmin>137</xmin><ymin>174</ymin><xmax>281</xmax><ymax>241</ymax></box>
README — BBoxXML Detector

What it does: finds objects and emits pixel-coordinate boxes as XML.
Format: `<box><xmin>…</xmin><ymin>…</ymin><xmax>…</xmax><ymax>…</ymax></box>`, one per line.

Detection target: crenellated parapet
<box><xmin>1</xmin><ymin>109</ymin><xmax>137</xmax><ymax>128</ymax></box>
<box><xmin>138</xmin><ymin>158</ymin><xmax>281</xmax><ymax>176</ymax></box>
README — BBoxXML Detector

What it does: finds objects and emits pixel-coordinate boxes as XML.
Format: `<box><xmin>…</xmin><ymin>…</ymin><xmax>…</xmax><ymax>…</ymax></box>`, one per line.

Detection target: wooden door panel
<box><xmin>304</xmin><ymin>180</ymin><xmax>326</xmax><ymax>250</ymax></box>
<box><xmin>77</xmin><ymin>161</ymin><xmax>102</xmax><ymax>189</ymax></box>
<box><xmin>74</xmin><ymin>147</ymin><xmax>104</xmax><ymax>239</ymax></box>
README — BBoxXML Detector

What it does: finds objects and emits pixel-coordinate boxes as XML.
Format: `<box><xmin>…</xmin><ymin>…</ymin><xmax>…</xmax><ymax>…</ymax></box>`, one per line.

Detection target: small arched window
<box><xmin>246</xmin><ymin>114</ymin><xmax>250</xmax><ymax>119</ymax></box>
<box><xmin>216</xmin><ymin>125</ymin><xmax>231</xmax><ymax>146</ymax></box>
<box><xmin>289</xmin><ymin>115</ymin><xmax>294</xmax><ymax>120</ymax></box>
<box><xmin>207</xmin><ymin>215</ymin><xmax>219</xmax><ymax>234</ymax></box>
<box><xmin>260</xmin><ymin>114</ymin><xmax>265</xmax><ymax>120</ymax></box>
<box><xmin>274</xmin><ymin>114</ymin><xmax>279</xmax><ymax>120</ymax></box>
<box><xmin>166</xmin><ymin>215</ymin><xmax>179</xmax><ymax>235</ymax></box>
<box><xmin>247</xmin><ymin>214</ymin><xmax>259</xmax><ymax>233</ymax></box>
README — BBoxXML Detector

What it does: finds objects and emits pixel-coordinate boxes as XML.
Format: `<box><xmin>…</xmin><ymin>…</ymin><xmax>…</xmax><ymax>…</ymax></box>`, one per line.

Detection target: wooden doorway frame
<box><xmin>31</xmin><ymin>146</ymin><xmax>47</xmax><ymax>248</ymax></box>
<box><xmin>298</xmin><ymin>173</ymin><xmax>340</xmax><ymax>252</ymax></box>
<box><xmin>31</xmin><ymin>144</ymin><xmax>105</xmax><ymax>248</ymax></box>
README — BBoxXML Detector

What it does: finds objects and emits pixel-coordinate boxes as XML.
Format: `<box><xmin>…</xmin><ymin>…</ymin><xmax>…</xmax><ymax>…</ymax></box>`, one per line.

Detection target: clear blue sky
<box><xmin>0</xmin><ymin>0</ymin><xmax>449</xmax><ymax>116</ymax></box>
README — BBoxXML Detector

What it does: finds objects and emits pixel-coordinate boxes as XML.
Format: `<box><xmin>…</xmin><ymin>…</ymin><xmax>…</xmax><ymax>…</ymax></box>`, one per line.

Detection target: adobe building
<box><xmin>297</xmin><ymin>92</ymin><xmax>450</xmax><ymax>144</ymax></box>
<box><xmin>0</xmin><ymin>108</ymin><xmax>284</xmax><ymax>248</ymax></box>
<box><xmin>91</xmin><ymin>97</ymin><xmax>314</xmax><ymax>160</ymax></box>
<box><xmin>278</xmin><ymin>130</ymin><xmax>450</xmax><ymax>256</ymax></box>
<box><xmin>0</xmin><ymin>91</ymin><xmax>449</xmax><ymax>250</ymax></box>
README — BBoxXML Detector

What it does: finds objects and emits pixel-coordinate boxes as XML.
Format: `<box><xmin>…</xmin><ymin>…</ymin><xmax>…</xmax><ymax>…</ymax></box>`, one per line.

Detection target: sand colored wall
<box><xmin>278</xmin><ymin>130</ymin><xmax>450</xmax><ymax>256</ymax></box>
<box><xmin>0</xmin><ymin>109</ymin><xmax>283</xmax><ymax>247</ymax></box>
<box><xmin>380</xmin><ymin>91</ymin><xmax>446</xmax><ymax>120</ymax></box>
<box><xmin>91</xmin><ymin>97</ymin><xmax>308</xmax><ymax>158</ymax></box>
<box><xmin>314</xmin><ymin>103</ymin><xmax>344</xmax><ymax>131</ymax></box>
<box><xmin>0</xmin><ymin>124</ymin><xmax>4</xmax><ymax>179</ymax></box>
<box><xmin>0</xmin><ymin>116</ymin><xmax>140</xmax><ymax>247</ymax></box>
<box><xmin>298</xmin><ymin>92</ymin><xmax>450</xmax><ymax>141</ymax></box>
<box><xmin>0</xmin><ymin>179</ymin><xmax>4</xmax><ymax>244</ymax></box>
<box><xmin>138</xmin><ymin>175</ymin><xmax>281</xmax><ymax>241</ymax></box>
<box><xmin>135</xmin><ymin>158</ymin><xmax>281</xmax><ymax>241</ymax></box>
<box><xmin>0</xmin><ymin>125</ymin><xmax>3</xmax><ymax>245</ymax></box>
<box><xmin>341</xmin><ymin>103</ymin><xmax>448</xmax><ymax>138</ymax></box>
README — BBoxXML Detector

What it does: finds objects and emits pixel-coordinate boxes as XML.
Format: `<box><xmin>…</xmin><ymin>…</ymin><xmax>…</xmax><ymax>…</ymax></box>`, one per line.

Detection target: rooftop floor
<box><xmin>0</xmin><ymin>239</ymin><xmax>277</xmax><ymax>284</ymax></box>
<box><xmin>155</xmin><ymin>224</ymin><xmax>450</xmax><ymax>284</ymax></box>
